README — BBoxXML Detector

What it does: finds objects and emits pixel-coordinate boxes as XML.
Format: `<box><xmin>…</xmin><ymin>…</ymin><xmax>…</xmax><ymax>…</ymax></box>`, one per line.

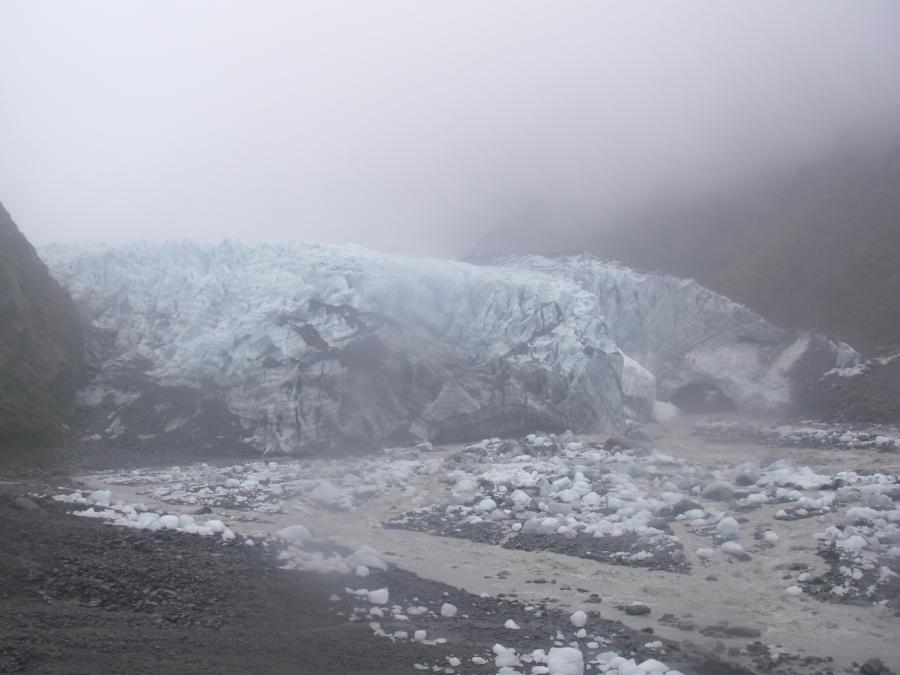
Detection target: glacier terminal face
<box><xmin>41</xmin><ymin>242</ymin><xmax>856</xmax><ymax>455</ymax></box>
<box><xmin>501</xmin><ymin>254</ymin><xmax>858</xmax><ymax>412</ymax></box>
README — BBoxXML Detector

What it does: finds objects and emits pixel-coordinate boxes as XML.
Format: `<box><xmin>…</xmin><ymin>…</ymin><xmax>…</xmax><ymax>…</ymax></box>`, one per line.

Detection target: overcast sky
<box><xmin>2</xmin><ymin>1</ymin><xmax>900</xmax><ymax>254</ymax></box>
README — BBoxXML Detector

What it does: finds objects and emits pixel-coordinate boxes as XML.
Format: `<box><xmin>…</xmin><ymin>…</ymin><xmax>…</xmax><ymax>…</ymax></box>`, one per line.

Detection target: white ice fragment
<box><xmin>720</xmin><ymin>541</ymin><xmax>745</xmax><ymax>557</ymax></box>
<box><xmin>493</xmin><ymin>644</ymin><xmax>520</xmax><ymax>669</ymax></box>
<box><xmin>452</xmin><ymin>478</ymin><xmax>479</xmax><ymax>494</ymax></box>
<box><xmin>367</xmin><ymin>588</ymin><xmax>389</xmax><ymax>605</ymax></box>
<box><xmin>715</xmin><ymin>516</ymin><xmax>739</xmax><ymax>540</ymax></box>
<box><xmin>839</xmin><ymin>535</ymin><xmax>868</xmax><ymax>551</ymax></box>
<box><xmin>546</xmin><ymin>646</ymin><xmax>584</xmax><ymax>675</ymax></box>
<box><xmin>504</xmin><ymin>619</ymin><xmax>520</xmax><ymax>630</ymax></box>
<box><xmin>570</xmin><ymin>610</ymin><xmax>588</xmax><ymax>628</ymax></box>
<box><xmin>440</xmin><ymin>602</ymin><xmax>458</xmax><ymax>618</ymax></box>
<box><xmin>476</xmin><ymin>498</ymin><xmax>497</xmax><ymax>512</ymax></box>
<box><xmin>276</xmin><ymin>523</ymin><xmax>312</xmax><ymax>544</ymax></box>
<box><xmin>136</xmin><ymin>512</ymin><xmax>160</xmax><ymax>527</ymax></box>
<box><xmin>311</xmin><ymin>481</ymin><xmax>346</xmax><ymax>507</ymax></box>
<box><xmin>347</xmin><ymin>544</ymin><xmax>389</xmax><ymax>571</ymax></box>
<box><xmin>510</xmin><ymin>489</ymin><xmax>532</xmax><ymax>506</ymax></box>
<box><xmin>158</xmin><ymin>515</ymin><xmax>180</xmax><ymax>530</ymax></box>
<box><xmin>581</xmin><ymin>492</ymin><xmax>602</xmax><ymax>508</ymax></box>
<box><xmin>88</xmin><ymin>489</ymin><xmax>112</xmax><ymax>505</ymax></box>
<box><xmin>558</xmin><ymin>488</ymin><xmax>581</xmax><ymax>504</ymax></box>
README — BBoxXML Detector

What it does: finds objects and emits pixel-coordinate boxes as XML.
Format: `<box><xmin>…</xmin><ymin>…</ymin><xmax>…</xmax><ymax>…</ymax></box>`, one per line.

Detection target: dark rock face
<box><xmin>795</xmin><ymin>354</ymin><xmax>900</xmax><ymax>425</ymax></box>
<box><xmin>0</xmin><ymin>203</ymin><xmax>85</xmax><ymax>453</ymax></box>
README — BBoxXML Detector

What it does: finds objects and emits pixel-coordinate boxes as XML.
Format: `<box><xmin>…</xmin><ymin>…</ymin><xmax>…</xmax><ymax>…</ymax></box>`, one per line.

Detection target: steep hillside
<box><xmin>474</xmin><ymin>144</ymin><xmax>900</xmax><ymax>355</ymax></box>
<box><xmin>0</xmin><ymin>203</ymin><xmax>85</xmax><ymax>453</ymax></box>
<box><xmin>595</xmin><ymin>146</ymin><xmax>900</xmax><ymax>354</ymax></box>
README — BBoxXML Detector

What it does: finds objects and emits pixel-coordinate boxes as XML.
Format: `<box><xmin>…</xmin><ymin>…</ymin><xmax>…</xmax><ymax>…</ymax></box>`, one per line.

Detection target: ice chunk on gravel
<box><xmin>311</xmin><ymin>481</ymin><xmax>347</xmax><ymax>508</ymax></box>
<box><xmin>277</xmin><ymin>524</ymin><xmax>312</xmax><ymax>544</ymax></box>
<box><xmin>720</xmin><ymin>541</ymin><xmax>745</xmax><ymax>557</ymax></box>
<box><xmin>136</xmin><ymin>512</ymin><xmax>160</xmax><ymax>527</ymax></box>
<box><xmin>504</xmin><ymin>619</ymin><xmax>520</xmax><ymax>630</ymax></box>
<box><xmin>547</xmin><ymin>646</ymin><xmax>584</xmax><ymax>675</ymax></box>
<box><xmin>158</xmin><ymin>514</ymin><xmax>180</xmax><ymax>529</ymax></box>
<box><xmin>558</xmin><ymin>488</ymin><xmax>582</xmax><ymax>503</ymax></box>
<box><xmin>452</xmin><ymin>478</ymin><xmax>478</xmax><ymax>494</ymax></box>
<box><xmin>476</xmin><ymin>498</ymin><xmax>497</xmax><ymax>512</ymax></box>
<box><xmin>570</xmin><ymin>610</ymin><xmax>588</xmax><ymax>628</ymax></box>
<box><xmin>638</xmin><ymin>658</ymin><xmax>669</xmax><ymax>673</ymax></box>
<box><xmin>88</xmin><ymin>489</ymin><xmax>112</xmax><ymax>505</ymax></box>
<box><xmin>347</xmin><ymin>544</ymin><xmax>388</xmax><ymax>571</ymax></box>
<box><xmin>839</xmin><ymin>535</ymin><xmax>869</xmax><ymax>551</ymax></box>
<box><xmin>493</xmin><ymin>644</ymin><xmax>520</xmax><ymax>668</ymax></box>
<box><xmin>440</xmin><ymin>602</ymin><xmax>458</xmax><ymax>618</ymax></box>
<box><xmin>367</xmin><ymin>588</ymin><xmax>389</xmax><ymax>604</ymax></box>
<box><xmin>715</xmin><ymin>516</ymin><xmax>739</xmax><ymax>540</ymax></box>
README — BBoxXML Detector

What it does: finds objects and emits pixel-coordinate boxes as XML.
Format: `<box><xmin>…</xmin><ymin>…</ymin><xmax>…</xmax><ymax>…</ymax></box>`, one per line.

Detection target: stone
<box><xmin>620</xmin><ymin>602</ymin><xmax>651</xmax><ymax>616</ymax></box>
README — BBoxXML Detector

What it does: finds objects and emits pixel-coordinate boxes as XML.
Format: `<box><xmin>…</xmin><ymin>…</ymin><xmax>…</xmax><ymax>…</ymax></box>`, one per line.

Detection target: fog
<box><xmin>2</xmin><ymin>1</ymin><xmax>900</xmax><ymax>254</ymax></box>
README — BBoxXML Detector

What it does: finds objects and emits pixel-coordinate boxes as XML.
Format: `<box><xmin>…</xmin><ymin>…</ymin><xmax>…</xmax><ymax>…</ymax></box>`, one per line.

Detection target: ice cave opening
<box><xmin>668</xmin><ymin>382</ymin><xmax>738</xmax><ymax>414</ymax></box>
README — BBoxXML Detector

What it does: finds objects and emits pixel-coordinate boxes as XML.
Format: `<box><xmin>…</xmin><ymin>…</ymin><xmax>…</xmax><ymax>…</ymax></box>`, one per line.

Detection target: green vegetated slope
<box><xmin>474</xmin><ymin>143</ymin><xmax>900</xmax><ymax>355</ymax></box>
<box><xmin>592</xmin><ymin>145</ymin><xmax>900</xmax><ymax>355</ymax></box>
<box><xmin>0</xmin><ymin>202</ymin><xmax>84</xmax><ymax>458</ymax></box>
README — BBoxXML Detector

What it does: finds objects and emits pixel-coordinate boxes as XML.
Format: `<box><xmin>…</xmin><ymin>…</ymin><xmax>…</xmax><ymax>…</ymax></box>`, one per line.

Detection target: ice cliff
<box><xmin>41</xmin><ymin>241</ymin><xmax>857</xmax><ymax>455</ymax></box>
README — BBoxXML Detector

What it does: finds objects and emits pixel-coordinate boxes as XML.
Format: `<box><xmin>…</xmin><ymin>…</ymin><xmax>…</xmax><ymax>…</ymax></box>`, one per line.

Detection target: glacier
<box><xmin>41</xmin><ymin>241</ymin><xmax>857</xmax><ymax>455</ymax></box>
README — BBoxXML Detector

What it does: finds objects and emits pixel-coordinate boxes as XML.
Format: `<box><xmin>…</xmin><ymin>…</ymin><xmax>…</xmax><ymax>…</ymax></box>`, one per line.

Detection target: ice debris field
<box><xmin>51</xmin><ymin>421</ymin><xmax>900</xmax><ymax>673</ymax></box>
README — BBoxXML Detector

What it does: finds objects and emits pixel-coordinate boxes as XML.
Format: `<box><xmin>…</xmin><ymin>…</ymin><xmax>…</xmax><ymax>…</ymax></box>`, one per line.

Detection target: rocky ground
<box><xmin>3</xmin><ymin>416</ymin><xmax>900</xmax><ymax>674</ymax></box>
<box><xmin>0</xmin><ymin>490</ymin><xmax>450</xmax><ymax>674</ymax></box>
<box><xmin>798</xmin><ymin>355</ymin><xmax>900</xmax><ymax>426</ymax></box>
<box><xmin>0</xmin><ymin>488</ymin><xmax>753</xmax><ymax>675</ymax></box>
